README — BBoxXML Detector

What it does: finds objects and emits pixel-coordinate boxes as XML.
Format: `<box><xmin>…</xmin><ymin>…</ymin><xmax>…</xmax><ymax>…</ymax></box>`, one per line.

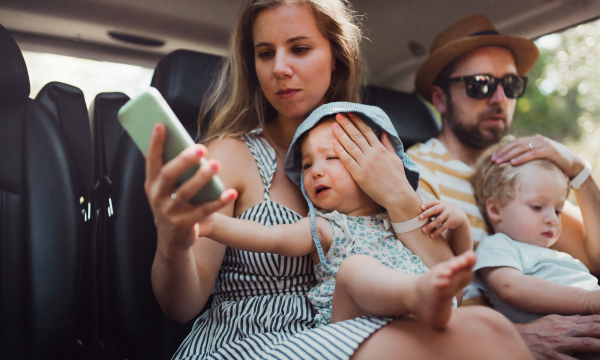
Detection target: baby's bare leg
<box><xmin>331</xmin><ymin>251</ymin><xmax>476</xmax><ymax>329</ymax></box>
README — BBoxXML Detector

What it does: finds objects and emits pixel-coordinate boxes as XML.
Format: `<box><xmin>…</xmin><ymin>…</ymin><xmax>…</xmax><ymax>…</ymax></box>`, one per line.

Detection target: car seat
<box><xmin>91</xmin><ymin>49</ymin><xmax>223</xmax><ymax>360</ymax></box>
<box><xmin>35</xmin><ymin>81</ymin><xmax>100</xmax><ymax>359</ymax></box>
<box><xmin>0</xmin><ymin>23</ymin><xmax>86</xmax><ymax>359</ymax></box>
<box><xmin>363</xmin><ymin>85</ymin><xmax>440</xmax><ymax>150</ymax></box>
<box><xmin>150</xmin><ymin>49</ymin><xmax>223</xmax><ymax>139</ymax></box>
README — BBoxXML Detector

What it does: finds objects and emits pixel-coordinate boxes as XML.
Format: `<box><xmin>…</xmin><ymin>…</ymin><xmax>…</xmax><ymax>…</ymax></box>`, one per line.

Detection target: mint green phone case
<box><xmin>118</xmin><ymin>87</ymin><xmax>225</xmax><ymax>205</ymax></box>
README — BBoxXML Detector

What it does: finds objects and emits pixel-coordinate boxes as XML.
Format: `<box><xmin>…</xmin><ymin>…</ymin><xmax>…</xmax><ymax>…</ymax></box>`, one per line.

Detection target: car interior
<box><xmin>1</xmin><ymin>0</ymin><xmax>600</xmax><ymax>359</ymax></box>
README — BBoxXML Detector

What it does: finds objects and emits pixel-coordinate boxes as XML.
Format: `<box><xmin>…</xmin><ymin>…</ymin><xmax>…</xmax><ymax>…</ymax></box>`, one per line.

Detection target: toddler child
<box><xmin>198</xmin><ymin>102</ymin><xmax>474</xmax><ymax>329</ymax></box>
<box><xmin>471</xmin><ymin>142</ymin><xmax>600</xmax><ymax>323</ymax></box>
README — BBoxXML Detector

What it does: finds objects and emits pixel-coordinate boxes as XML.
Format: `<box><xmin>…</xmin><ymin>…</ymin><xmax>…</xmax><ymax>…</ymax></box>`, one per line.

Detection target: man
<box><xmin>408</xmin><ymin>14</ymin><xmax>600</xmax><ymax>359</ymax></box>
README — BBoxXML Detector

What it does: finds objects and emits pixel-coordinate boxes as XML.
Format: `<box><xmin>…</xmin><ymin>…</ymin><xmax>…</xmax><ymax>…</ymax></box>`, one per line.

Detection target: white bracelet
<box><xmin>570</xmin><ymin>160</ymin><xmax>592</xmax><ymax>189</ymax></box>
<box><xmin>383</xmin><ymin>214</ymin><xmax>428</xmax><ymax>234</ymax></box>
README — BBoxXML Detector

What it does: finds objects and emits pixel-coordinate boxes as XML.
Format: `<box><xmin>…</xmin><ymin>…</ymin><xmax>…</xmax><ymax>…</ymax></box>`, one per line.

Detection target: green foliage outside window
<box><xmin>513</xmin><ymin>20</ymin><xmax>600</xmax><ymax>143</ymax></box>
<box><xmin>513</xmin><ymin>18</ymin><xmax>600</xmax><ymax>191</ymax></box>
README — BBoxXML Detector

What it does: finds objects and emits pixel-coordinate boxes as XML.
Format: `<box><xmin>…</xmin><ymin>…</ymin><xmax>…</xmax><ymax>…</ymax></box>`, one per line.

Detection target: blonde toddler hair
<box><xmin>471</xmin><ymin>137</ymin><xmax>570</xmax><ymax>233</ymax></box>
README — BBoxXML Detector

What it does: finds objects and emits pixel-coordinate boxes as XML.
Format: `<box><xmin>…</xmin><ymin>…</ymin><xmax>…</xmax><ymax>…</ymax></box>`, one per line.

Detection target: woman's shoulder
<box><xmin>206</xmin><ymin>136</ymin><xmax>252</xmax><ymax>161</ymax></box>
<box><xmin>205</xmin><ymin>129</ymin><xmax>264</xmax><ymax>154</ymax></box>
<box><xmin>206</xmin><ymin>135</ymin><xmax>257</xmax><ymax>188</ymax></box>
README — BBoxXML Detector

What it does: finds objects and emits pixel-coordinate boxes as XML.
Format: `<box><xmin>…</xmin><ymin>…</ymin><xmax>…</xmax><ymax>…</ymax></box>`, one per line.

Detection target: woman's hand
<box><xmin>491</xmin><ymin>134</ymin><xmax>585</xmax><ymax>178</ymax></box>
<box><xmin>331</xmin><ymin>113</ymin><xmax>421</xmax><ymax>220</ymax></box>
<box><xmin>145</xmin><ymin>123</ymin><xmax>237</xmax><ymax>253</ymax></box>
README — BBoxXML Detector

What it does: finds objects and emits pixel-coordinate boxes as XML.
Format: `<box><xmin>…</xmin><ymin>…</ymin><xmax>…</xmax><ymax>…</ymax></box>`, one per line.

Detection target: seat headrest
<box><xmin>0</xmin><ymin>24</ymin><xmax>30</xmax><ymax>105</ymax></box>
<box><xmin>363</xmin><ymin>86</ymin><xmax>440</xmax><ymax>149</ymax></box>
<box><xmin>150</xmin><ymin>50</ymin><xmax>223</xmax><ymax>136</ymax></box>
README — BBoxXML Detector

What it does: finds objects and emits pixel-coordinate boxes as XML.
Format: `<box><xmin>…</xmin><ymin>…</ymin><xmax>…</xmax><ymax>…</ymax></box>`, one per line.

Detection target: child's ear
<box><xmin>485</xmin><ymin>198</ymin><xmax>502</xmax><ymax>224</ymax></box>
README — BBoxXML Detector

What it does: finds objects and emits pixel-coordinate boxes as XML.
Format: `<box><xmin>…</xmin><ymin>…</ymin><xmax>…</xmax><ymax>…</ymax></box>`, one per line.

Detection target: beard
<box><xmin>446</xmin><ymin>100</ymin><xmax>510</xmax><ymax>150</ymax></box>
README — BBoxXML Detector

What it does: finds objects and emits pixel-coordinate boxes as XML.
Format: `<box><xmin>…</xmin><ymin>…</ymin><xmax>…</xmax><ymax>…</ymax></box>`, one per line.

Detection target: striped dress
<box><xmin>172</xmin><ymin>130</ymin><xmax>388</xmax><ymax>360</ymax></box>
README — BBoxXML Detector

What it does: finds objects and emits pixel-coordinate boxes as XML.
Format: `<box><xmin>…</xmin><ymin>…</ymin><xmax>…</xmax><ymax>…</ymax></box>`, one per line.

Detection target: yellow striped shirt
<box><xmin>407</xmin><ymin>138</ymin><xmax>489</xmax><ymax>246</ymax></box>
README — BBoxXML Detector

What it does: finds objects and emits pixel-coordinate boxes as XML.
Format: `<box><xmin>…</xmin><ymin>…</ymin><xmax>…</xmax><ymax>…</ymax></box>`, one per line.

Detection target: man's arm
<box><xmin>514</xmin><ymin>315</ymin><xmax>600</xmax><ymax>360</ymax></box>
<box><xmin>205</xmin><ymin>214</ymin><xmax>316</xmax><ymax>257</ymax></box>
<box><xmin>552</xmin><ymin>176</ymin><xmax>600</xmax><ymax>274</ymax></box>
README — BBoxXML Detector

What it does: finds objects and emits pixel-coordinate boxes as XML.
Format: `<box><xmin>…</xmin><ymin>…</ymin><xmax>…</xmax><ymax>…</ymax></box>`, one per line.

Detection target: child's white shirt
<box><xmin>473</xmin><ymin>233</ymin><xmax>600</xmax><ymax>323</ymax></box>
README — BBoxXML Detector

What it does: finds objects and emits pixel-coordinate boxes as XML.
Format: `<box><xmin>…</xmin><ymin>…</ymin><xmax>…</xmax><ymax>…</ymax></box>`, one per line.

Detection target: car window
<box><xmin>22</xmin><ymin>50</ymin><xmax>154</xmax><ymax>106</ymax></box>
<box><xmin>513</xmin><ymin>17</ymin><xmax>600</xmax><ymax>186</ymax></box>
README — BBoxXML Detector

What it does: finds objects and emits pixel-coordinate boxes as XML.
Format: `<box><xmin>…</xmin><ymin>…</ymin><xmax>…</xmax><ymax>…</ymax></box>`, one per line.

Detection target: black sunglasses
<box><xmin>443</xmin><ymin>74</ymin><xmax>528</xmax><ymax>99</ymax></box>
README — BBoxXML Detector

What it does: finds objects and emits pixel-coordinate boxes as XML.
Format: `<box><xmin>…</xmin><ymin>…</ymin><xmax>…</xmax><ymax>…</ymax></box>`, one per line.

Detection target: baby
<box><xmin>471</xmin><ymin>143</ymin><xmax>600</xmax><ymax>323</ymax></box>
<box><xmin>199</xmin><ymin>102</ymin><xmax>475</xmax><ymax>329</ymax></box>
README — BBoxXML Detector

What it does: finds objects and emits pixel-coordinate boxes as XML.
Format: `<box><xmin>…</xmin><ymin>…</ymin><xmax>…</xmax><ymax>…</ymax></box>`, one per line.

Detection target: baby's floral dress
<box><xmin>308</xmin><ymin>210</ymin><xmax>430</xmax><ymax>326</ymax></box>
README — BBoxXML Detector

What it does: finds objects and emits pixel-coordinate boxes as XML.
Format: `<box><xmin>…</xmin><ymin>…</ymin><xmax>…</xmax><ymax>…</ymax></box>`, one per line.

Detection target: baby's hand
<box><xmin>419</xmin><ymin>200</ymin><xmax>469</xmax><ymax>238</ymax></box>
<box><xmin>193</xmin><ymin>215</ymin><xmax>216</xmax><ymax>239</ymax></box>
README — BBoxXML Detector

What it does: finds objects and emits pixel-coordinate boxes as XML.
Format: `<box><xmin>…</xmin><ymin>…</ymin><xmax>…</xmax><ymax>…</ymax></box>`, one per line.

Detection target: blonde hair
<box><xmin>471</xmin><ymin>137</ymin><xmax>570</xmax><ymax>233</ymax></box>
<box><xmin>200</xmin><ymin>0</ymin><xmax>364</xmax><ymax>143</ymax></box>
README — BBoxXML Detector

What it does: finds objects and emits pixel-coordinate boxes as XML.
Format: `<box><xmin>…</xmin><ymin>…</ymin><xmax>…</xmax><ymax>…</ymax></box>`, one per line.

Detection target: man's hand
<box><xmin>517</xmin><ymin>314</ymin><xmax>600</xmax><ymax>360</ymax></box>
<box><xmin>491</xmin><ymin>135</ymin><xmax>585</xmax><ymax>178</ymax></box>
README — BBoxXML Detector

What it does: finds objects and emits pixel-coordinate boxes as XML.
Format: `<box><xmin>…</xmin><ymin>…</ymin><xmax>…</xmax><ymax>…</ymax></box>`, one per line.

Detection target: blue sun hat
<box><xmin>284</xmin><ymin>102</ymin><xmax>420</xmax><ymax>269</ymax></box>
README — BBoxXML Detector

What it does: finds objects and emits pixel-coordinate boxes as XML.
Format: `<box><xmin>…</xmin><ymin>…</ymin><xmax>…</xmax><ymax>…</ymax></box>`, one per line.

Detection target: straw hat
<box><xmin>415</xmin><ymin>14</ymin><xmax>539</xmax><ymax>102</ymax></box>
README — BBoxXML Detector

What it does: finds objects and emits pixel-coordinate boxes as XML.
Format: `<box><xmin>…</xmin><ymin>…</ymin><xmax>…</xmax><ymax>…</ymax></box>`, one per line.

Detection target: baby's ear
<box><xmin>485</xmin><ymin>198</ymin><xmax>502</xmax><ymax>224</ymax></box>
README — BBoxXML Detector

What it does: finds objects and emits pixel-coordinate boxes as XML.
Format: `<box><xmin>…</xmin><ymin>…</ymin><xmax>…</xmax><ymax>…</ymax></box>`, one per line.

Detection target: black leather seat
<box><xmin>91</xmin><ymin>49</ymin><xmax>223</xmax><ymax>360</ymax></box>
<box><xmin>0</xmin><ymin>24</ymin><xmax>85</xmax><ymax>359</ymax></box>
<box><xmin>150</xmin><ymin>49</ymin><xmax>223</xmax><ymax>139</ymax></box>
<box><xmin>363</xmin><ymin>86</ymin><xmax>440</xmax><ymax>150</ymax></box>
<box><xmin>91</xmin><ymin>91</ymin><xmax>174</xmax><ymax>360</ymax></box>
<box><xmin>35</xmin><ymin>81</ymin><xmax>100</xmax><ymax>359</ymax></box>
<box><xmin>36</xmin><ymin>81</ymin><xmax>94</xmax><ymax>204</ymax></box>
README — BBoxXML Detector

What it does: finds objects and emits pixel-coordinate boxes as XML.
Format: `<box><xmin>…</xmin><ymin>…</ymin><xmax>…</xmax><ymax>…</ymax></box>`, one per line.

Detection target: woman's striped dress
<box><xmin>172</xmin><ymin>130</ymin><xmax>389</xmax><ymax>360</ymax></box>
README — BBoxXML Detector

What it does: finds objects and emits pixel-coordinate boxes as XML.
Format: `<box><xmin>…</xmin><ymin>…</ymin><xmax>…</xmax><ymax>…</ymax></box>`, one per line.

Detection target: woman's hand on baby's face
<box><xmin>331</xmin><ymin>113</ymin><xmax>416</xmax><ymax>210</ymax></box>
<box><xmin>419</xmin><ymin>200</ymin><xmax>469</xmax><ymax>238</ymax></box>
<box><xmin>145</xmin><ymin>123</ymin><xmax>238</xmax><ymax>251</ymax></box>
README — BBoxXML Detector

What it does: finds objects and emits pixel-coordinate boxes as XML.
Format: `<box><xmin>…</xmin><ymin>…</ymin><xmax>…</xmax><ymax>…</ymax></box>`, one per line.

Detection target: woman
<box><xmin>146</xmin><ymin>0</ymin><xmax>533</xmax><ymax>358</ymax></box>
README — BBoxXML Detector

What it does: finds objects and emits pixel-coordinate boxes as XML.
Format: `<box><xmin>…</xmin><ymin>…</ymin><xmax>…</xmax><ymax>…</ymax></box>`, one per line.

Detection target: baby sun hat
<box><xmin>284</xmin><ymin>102</ymin><xmax>420</xmax><ymax>269</ymax></box>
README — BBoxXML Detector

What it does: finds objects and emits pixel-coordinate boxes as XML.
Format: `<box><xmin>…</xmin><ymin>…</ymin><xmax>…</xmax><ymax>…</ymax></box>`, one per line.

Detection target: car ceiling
<box><xmin>2</xmin><ymin>0</ymin><xmax>600</xmax><ymax>93</ymax></box>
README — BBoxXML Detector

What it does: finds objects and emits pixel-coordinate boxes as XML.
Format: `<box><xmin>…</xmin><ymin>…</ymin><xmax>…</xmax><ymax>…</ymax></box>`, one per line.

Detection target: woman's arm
<box><xmin>419</xmin><ymin>200</ymin><xmax>473</xmax><ymax>256</ymax></box>
<box><xmin>493</xmin><ymin>135</ymin><xmax>600</xmax><ymax>274</ymax></box>
<box><xmin>445</xmin><ymin>224</ymin><xmax>473</xmax><ymax>257</ymax></box>
<box><xmin>479</xmin><ymin>266</ymin><xmax>600</xmax><ymax>315</ymax></box>
<box><xmin>200</xmin><ymin>215</ymin><xmax>317</xmax><ymax>257</ymax></box>
<box><xmin>331</xmin><ymin>113</ymin><xmax>454</xmax><ymax>267</ymax></box>
<box><xmin>148</xmin><ymin>128</ymin><xmax>238</xmax><ymax>322</ymax></box>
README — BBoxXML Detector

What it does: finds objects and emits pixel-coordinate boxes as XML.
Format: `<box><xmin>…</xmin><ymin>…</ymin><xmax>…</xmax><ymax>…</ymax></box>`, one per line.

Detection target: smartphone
<box><xmin>118</xmin><ymin>87</ymin><xmax>225</xmax><ymax>205</ymax></box>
